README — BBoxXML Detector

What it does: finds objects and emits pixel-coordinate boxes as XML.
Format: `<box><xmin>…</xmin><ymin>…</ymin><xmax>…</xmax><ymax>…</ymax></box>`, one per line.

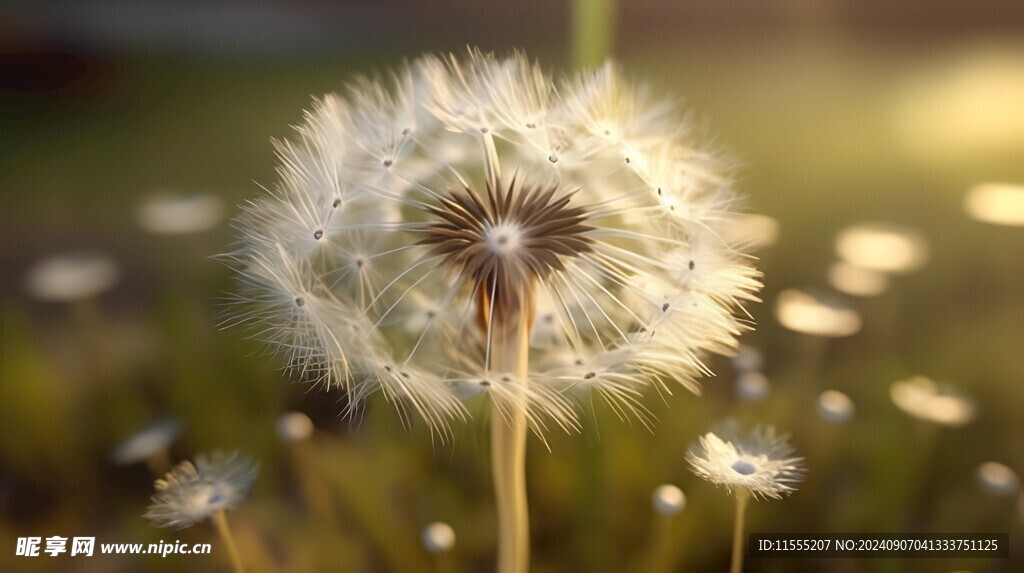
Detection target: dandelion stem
<box><xmin>649</xmin><ymin>513</ymin><xmax>675</xmax><ymax>573</ymax></box>
<box><xmin>730</xmin><ymin>488</ymin><xmax>750</xmax><ymax>573</ymax></box>
<box><xmin>211</xmin><ymin>510</ymin><xmax>245</xmax><ymax>573</ymax></box>
<box><xmin>571</xmin><ymin>0</ymin><xmax>616</xmax><ymax>68</ymax></box>
<box><xmin>490</xmin><ymin>303</ymin><xmax>531</xmax><ymax>573</ymax></box>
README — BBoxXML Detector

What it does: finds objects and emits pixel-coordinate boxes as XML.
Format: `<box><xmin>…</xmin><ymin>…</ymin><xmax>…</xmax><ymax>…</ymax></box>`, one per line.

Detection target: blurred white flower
<box><xmin>110</xmin><ymin>418</ymin><xmax>181</xmax><ymax>465</ymax></box>
<box><xmin>276</xmin><ymin>411</ymin><xmax>314</xmax><ymax>442</ymax></box>
<box><xmin>976</xmin><ymin>462</ymin><xmax>1020</xmax><ymax>497</ymax></box>
<box><xmin>735</xmin><ymin>371</ymin><xmax>770</xmax><ymax>403</ymax></box>
<box><xmin>138</xmin><ymin>192</ymin><xmax>225</xmax><ymax>235</ymax></box>
<box><xmin>827</xmin><ymin>262</ymin><xmax>889</xmax><ymax>297</ymax></box>
<box><xmin>222</xmin><ymin>49</ymin><xmax>761</xmax><ymax>436</ymax></box>
<box><xmin>651</xmin><ymin>484</ymin><xmax>686</xmax><ymax>515</ymax></box>
<box><xmin>774</xmin><ymin>289</ymin><xmax>861</xmax><ymax>337</ymax></box>
<box><xmin>816</xmin><ymin>390</ymin><xmax>854</xmax><ymax>424</ymax></box>
<box><xmin>964</xmin><ymin>182</ymin><xmax>1024</xmax><ymax>227</ymax></box>
<box><xmin>687</xmin><ymin>421</ymin><xmax>804</xmax><ymax>500</ymax></box>
<box><xmin>145</xmin><ymin>452</ymin><xmax>258</xmax><ymax>529</ymax></box>
<box><xmin>835</xmin><ymin>222</ymin><xmax>928</xmax><ymax>274</ymax></box>
<box><xmin>890</xmin><ymin>376</ymin><xmax>974</xmax><ymax>427</ymax></box>
<box><xmin>25</xmin><ymin>251</ymin><xmax>120</xmax><ymax>302</ymax></box>
<box><xmin>422</xmin><ymin>522</ymin><xmax>456</xmax><ymax>553</ymax></box>
<box><xmin>731</xmin><ymin>344</ymin><xmax>763</xmax><ymax>372</ymax></box>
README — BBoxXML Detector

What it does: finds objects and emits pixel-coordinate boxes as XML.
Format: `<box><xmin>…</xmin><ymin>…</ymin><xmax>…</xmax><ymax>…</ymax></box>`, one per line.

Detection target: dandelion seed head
<box><xmin>687</xmin><ymin>421</ymin><xmax>805</xmax><ymax>500</ymax></box>
<box><xmin>144</xmin><ymin>451</ymin><xmax>258</xmax><ymax>529</ymax></box>
<box><xmin>651</xmin><ymin>484</ymin><xmax>686</xmax><ymax>515</ymax></box>
<box><xmin>223</xmin><ymin>49</ymin><xmax>760</xmax><ymax>436</ymax></box>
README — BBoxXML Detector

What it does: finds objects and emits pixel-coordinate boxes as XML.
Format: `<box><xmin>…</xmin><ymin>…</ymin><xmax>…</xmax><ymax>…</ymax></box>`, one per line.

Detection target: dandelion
<box><xmin>110</xmin><ymin>417</ymin><xmax>181</xmax><ymax>474</ymax></box>
<box><xmin>145</xmin><ymin>452</ymin><xmax>258</xmax><ymax>573</ymax></box>
<box><xmin>976</xmin><ymin>462</ymin><xmax>1020</xmax><ymax>497</ymax></box>
<box><xmin>688</xmin><ymin>422</ymin><xmax>804</xmax><ymax>573</ymax></box>
<box><xmin>890</xmin><ymin>376</ymin><xmax>974</xmax><ymax>427</ymax></box>
<box><xmin>964</xmin><ymin>182</ymin><xmax>1024</xmax><ymax>227</ymax></box>
<box><xmin>138</xmin><ymin>192</ymin><xmax>225</xmax><ymax>235</ymax></box>
<box><xmin>223</xmin><ymin>49</ymin><xmax>760</xmax><ymax>573</ymax></box>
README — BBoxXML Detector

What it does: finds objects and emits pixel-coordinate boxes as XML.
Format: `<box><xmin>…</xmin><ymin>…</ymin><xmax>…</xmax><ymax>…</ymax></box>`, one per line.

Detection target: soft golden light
<box><xmin>827</xmin><ymin>262</ymin><xmax>890</xmax><ymax>297</ymax></box>
<box><xmin>835</xmin><ymin>222</ymin><xmax>928</xmax><ymax>274</ymax></box>
<box><xmin>964</xmin><ymin>182</ymin><xmax>1024</xmax><ymax>227</ymax></box>
<box><xmin>890</xmin><ymin>376</ymin><xmax>974</xmax><ymax>427</ymax></box>
<box><xmin>774</xmin><ymin>289</ymin><xmax>861</xmax><ymax>337</ymax></box>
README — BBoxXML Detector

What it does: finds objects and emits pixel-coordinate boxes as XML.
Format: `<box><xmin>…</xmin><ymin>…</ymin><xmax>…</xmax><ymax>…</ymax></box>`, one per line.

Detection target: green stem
<box><xmin>730</xmin><ymin>489</ymin><xmax>750</xmax><ymax>573</ymax></box>
<box><xmin>490</xmin><ymin>310</ymin><xmax>531</xmax><ymax>573</ymax></box>
<box><xmin>211</xmin><ymin>510</ymin><xmax>245</xmax><ymax>573</ymax></box>
<box><xmin>571</xmin><ymin>0</ymin><xmax>616</xmax><ymax>69</ymax></box>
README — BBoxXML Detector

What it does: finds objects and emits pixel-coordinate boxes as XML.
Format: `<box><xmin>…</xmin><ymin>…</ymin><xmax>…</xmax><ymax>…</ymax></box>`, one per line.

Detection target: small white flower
<box><xmin>25</xmin><ymin>251</ymin><xmax>120</xmax><ymax>302</ymax></box>
<box><xmin>687</xmin><ymin>422</ymin><xmax>805</xmax><ymax>500</ymax></box>
<box><xmin>276</xmin><ymin>411</ymin><xmax>314</xmax><ymax>443</ymax></box>
<box><xmin>735</xmin><ymin>371</ymin><xmax>770</xmax><ymax>402</ymax></box>
<box><xmin>890</xmin><ymin>376</ymin><xmax>974</xmax><ymax>427</ymax></box>
<box><xmin>816</xmin><ymin>390</ymin><xmax>855</xmax><ymax>424</ymax></box>
<box><xmin>145</xmin><ymin>452</ymin><xmax>258</xmax><ymax>529</ymax></box>
<box><xmin>651</xmin><ymin>484</ymin><xmax>686</xmax><ymax>515</ymax></box>
<box><xmin>137</xmin><ymin>192</ymin><xmax>224</xmax><ymax>235</ymax></box>
<box><xmin>422</xmin><ymin>522</ymin><xmax>456</xmax><ymax>553</ymax></box>
<box><xmin>110</xmin><ymin>418</ymin><xmax>182</xmax><ymax>465</ymax></box>
<box><xmin>976</xmin><ymin>462</ymin><xmax>1020</xmax><ymax>497</ymax></box>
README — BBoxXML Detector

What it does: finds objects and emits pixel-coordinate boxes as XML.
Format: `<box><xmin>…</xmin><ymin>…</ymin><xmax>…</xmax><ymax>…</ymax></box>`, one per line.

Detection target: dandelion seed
<box><xmin>137</xmin><ymin>192</ymin><xmax>224</xmax><ymax>235</ymax></box>
<box><xmin>223</xmin><ymin>49</ymin><xmax>760</xmax><ymax>573</ymax></box>
<box><xmin>890</xmin><ymin>375</ymin><xmax>974</xmax><ymax>427</ymax></box>
<box><xmin>976</xmin><ymin>462</ymin><xmax>1020</xmax><ymax>497</ymax></box>
<box><xmin>422</xmin><ymin>522</ymin><xmax>456</xmax><ymax>553</ymax></box>
<box><xmin>145</xmin><ymin>451</ymin><xmax>258</xmax><ymax>530</ymax></box>
<box><xmin>816</xmin><ymin>390</ymin><xmax>855</xmax><ymax>424</ymax></box>
<box><xmin>774</xmin><ymin>288</ymin><xmax>861</xmax><ymax>337</ymax></box>
<box><xmin>835</xmin><ymin>222</ymin><xmax>929</xmax><ymax>274</ymax></box>
<box><xmin>25</xmin><ymin>251</ymin><xmax>120</xmax><ymax>302</ymax></box>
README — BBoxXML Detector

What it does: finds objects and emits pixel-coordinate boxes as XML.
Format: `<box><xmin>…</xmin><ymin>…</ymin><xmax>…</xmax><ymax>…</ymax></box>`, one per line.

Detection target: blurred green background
<box><xmin>2</xmin><ymin>1</ymin><xmax>1023</xmax><ymax>571</ymax></box>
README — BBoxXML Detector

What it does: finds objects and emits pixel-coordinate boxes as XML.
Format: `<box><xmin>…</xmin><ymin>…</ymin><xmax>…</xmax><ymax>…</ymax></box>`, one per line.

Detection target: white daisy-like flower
<box><xmin>221</xmin><ymin>49</ymin><xmax>761</xmax><ymax>436</ymax></box>
<box><xmin>816</xmin><ymin>390</ymin><xmax>855</xmax><ymax>424</ymax></box>
<box><xmin>687</xmin><ymin>422</ymin><xmax>805</xmax><ymax>500</ymax></box>
<box><xmin>651</xmin><ymin>484</ymin><xmax>686</xmax><ymax>515</ymax></box>
<box><xmin>145</xmin><ymin>452</ymin><xmax>258</xmax><ymax>529</ymax></box>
